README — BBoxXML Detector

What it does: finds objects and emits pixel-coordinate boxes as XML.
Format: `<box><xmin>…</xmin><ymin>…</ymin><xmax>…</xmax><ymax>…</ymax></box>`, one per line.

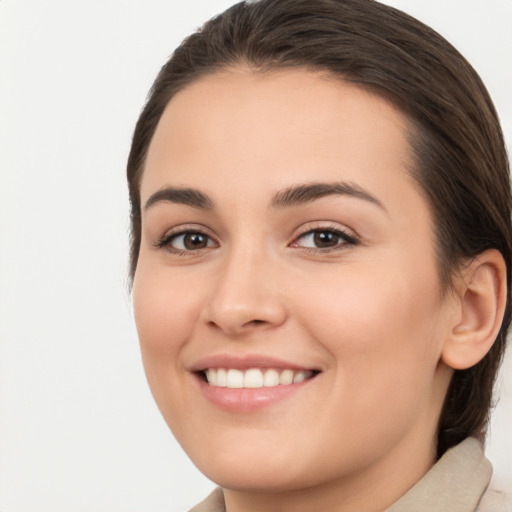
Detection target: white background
<box><xmin>0</xmin><ymin>1</ymin><xmax>511</xmax><ymax>511</ymax></box>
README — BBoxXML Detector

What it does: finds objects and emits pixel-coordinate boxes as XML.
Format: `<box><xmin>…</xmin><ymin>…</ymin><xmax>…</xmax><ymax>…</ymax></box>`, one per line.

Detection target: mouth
<box><xmin>199</xmin><ymin>367</ymin><xmax>319</xmax><ymax>388</ymax></box>
<box><xmin>190</xmin><ymin>355</ymin><xmax>321</xmax><ymax>411</ymax></box>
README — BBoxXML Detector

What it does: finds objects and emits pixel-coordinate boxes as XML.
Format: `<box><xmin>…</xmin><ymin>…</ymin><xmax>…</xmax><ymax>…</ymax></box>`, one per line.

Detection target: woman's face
<box><xmin>133</xmin><ymin>69</ymin><xmax>456</xmax><ymax>497</ymax></box>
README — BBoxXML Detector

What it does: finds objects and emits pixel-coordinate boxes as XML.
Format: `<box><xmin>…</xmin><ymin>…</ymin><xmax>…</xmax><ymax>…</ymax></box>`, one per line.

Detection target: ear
<box><xmin>442</xmin><ymin>249</ymin><xmax>507</xmax><ymax>370</ymax></box>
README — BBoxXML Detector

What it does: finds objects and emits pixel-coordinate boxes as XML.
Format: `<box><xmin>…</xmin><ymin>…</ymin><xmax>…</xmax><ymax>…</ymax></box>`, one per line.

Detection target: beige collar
<box><xmin>386</xmin><ymin>437</ymin><xmax>492</xmax><ymax>511</ymax></box>
<box><xmin>190</xmin><ymin>438</ymin><xmax>493</xmax><ymax>512</ymax></box>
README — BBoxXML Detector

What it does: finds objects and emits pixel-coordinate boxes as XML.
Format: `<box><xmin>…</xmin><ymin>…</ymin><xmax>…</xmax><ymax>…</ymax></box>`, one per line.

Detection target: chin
<box><xmin>200</xmin><ymin>462</ymin><xmax>307</xmax><ymax>494</ymax></box>
<box><xmin>181</xmin><ymin>437</ymin><xmax>312</xmax><ymax>493</ymax></box>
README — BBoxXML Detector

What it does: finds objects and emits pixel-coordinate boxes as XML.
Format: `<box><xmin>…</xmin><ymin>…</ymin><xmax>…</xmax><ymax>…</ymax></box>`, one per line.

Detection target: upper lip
<box><xmin>189</xmin><ymin>354</ymin><xmax>320</xmax><ymax>373</ymax></box>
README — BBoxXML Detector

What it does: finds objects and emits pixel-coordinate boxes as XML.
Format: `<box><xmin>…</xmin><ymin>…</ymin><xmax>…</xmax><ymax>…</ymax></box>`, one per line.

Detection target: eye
<box><xmin>292</xmin><ymin>227</ymin><xmax>357</xmax><ymax>250</ymax></box>
<box><xmin>156</xmin><ymin>230</ymin><xmax>217</xmax><ymax>253</ymax></box>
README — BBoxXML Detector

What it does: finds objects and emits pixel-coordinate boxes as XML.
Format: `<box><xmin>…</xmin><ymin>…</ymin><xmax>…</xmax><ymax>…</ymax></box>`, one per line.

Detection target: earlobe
<box><xmin>442</xmin><ymin>249</ymin><xmax>507</xmax><ymax>370</ymax></box>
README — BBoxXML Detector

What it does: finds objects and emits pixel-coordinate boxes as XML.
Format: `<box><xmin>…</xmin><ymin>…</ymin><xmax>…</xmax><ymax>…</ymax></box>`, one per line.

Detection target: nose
<box><xmin>202</xmin><ymin>245</ymin><xmax>288</xmax><ymax>336</ymax></box>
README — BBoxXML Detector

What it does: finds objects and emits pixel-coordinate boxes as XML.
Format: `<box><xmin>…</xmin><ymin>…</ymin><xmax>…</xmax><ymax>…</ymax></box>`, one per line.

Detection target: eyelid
<box><xmin>154</xmin><ymin>224</ymin><xmax>219</xmax><ymax>253</ymax></box>
<box><xmin>290</xmin><ymin>223</ymin><xmax>359</xmax><ymax>250</ymax></box>
<box><xmin>152</xmin><ymin>221</ymin><xmax>358</xmax><ymax>255</ymax></box>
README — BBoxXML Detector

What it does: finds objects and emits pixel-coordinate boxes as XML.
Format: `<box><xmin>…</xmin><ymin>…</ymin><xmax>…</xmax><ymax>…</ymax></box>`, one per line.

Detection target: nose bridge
<box><xmin>204</xmin><ymin>233</ymin><xmax>287</xmax><ymax>334</ymax></box>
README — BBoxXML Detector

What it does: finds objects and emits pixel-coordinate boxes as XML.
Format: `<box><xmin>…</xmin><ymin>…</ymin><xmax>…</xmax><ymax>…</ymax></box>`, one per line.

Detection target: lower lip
<box><xmin>195</xmin><ymin>374</ymin><xmax>315</xmax><ymax>412</ymax></box>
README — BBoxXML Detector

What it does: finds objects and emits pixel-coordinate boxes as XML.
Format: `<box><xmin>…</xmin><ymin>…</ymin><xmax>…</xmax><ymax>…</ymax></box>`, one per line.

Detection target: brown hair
<box><xmin>127</xmin><ymin>0</ymin><xmax>511</xmax><ymax>456</ymax></box>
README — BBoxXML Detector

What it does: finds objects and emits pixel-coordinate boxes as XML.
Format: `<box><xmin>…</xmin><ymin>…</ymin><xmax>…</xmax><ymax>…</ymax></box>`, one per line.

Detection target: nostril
<box><xmin>242</xmin><ymin>319</ymin><xmax>267</xmax><ymax>328</ymax></box>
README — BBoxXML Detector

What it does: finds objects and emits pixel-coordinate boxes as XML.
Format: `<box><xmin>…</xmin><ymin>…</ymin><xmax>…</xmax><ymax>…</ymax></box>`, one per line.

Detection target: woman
<box><xmin>127</xmin><ymin>0</ymin><xmax>511</xmax><ymax>510</ymax></box>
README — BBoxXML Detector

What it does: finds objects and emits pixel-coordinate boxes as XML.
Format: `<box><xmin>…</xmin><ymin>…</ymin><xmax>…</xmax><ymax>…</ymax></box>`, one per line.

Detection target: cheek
<box><xmin>132</xmin><ymin>266</ymin><xmax>200</xmax><ymax>366</ymax></box>
<box><xmin>132</xmin><ymin>265</ymin><xmax>208</xmax><ymax>425</ymax></box>
<box><xmin>296</xmin><ymin>261</ymin><xmax>445</xmax><ymax>389</ymax></box>
<box><xmin>292</xmin><ymin>268</ymin><xmax>446</xmax><ymax>460</ymax></box>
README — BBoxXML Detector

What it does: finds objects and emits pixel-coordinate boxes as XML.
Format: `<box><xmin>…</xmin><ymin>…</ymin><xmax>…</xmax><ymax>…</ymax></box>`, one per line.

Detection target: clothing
<box><xmin>189</xmin><ymin>438</ymin><xmax>511</xmax><ymax>511</ymax></box>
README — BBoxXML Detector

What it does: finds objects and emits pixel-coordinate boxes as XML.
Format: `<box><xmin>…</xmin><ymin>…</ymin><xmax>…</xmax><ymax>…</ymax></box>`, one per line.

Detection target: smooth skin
<box><xmin>133</xmin><ymin>68</ymin><xmax>506</xmax><ymax>512</ymax></box>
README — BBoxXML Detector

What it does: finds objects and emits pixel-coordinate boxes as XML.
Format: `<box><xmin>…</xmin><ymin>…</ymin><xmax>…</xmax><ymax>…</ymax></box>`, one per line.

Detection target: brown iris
<box><xmin>183</xmin><ymin>232</ymin><xmax>209</xmax><ymax>250</ymax></box>
<box><xmin>313</xmin><ymin>231</ymin><xmax>340</xmax><ymax>248</ymax></box>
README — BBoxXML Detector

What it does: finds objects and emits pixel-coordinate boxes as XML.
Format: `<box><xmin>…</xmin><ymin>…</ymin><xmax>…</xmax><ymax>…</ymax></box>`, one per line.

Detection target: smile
<box><xmin>204</xmin><ymin>368</ymin><xmax>315</xmax><ymax>388</ymax></box>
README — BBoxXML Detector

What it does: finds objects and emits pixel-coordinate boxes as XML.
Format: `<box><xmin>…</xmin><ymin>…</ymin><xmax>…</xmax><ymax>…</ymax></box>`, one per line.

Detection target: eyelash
<box><xmin>155</xmin><ymin>225</ymin><xmax>358</xmax><ymax>256</ymax></box>
<box><xmin>292</xmin><ymin>225</ymin><xmax>358</xmax><ymax>252</ymax></box>
<box><xmin>154</xmin><ymin>227</ymin><xmax>216</xmax><ymax>256</ymax></box>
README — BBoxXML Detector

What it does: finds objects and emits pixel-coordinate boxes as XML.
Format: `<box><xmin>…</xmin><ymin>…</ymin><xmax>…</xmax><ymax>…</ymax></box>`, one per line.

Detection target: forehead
<box><xmin>141</xmin><ymin>68</ymin><xmax>420</xmax><ymax>217</ymax></box>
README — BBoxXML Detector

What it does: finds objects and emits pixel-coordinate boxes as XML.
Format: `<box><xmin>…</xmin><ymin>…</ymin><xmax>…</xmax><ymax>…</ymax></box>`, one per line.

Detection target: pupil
<box><xmin>314</xmin><ymin>231</ymin><xmax>338</xmax><ymax>248</ymax></box>
<box><xmin>184</xmin><ymin>233</ymin><xmax>207</xmax><ymax>250</ymax></box>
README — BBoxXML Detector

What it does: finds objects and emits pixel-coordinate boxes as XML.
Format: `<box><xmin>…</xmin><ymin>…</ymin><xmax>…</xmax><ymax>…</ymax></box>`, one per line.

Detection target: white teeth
<box><xmin>216</xmin><ymin>368</ymin><xmax>227</xmax><ymax>387</ymax></box>
<box><xmin>244</xmin><ymin>368</ymin><xmax>264</xmax><ymax>388</ymax></box>
<box><xmin>293</xmin><ymin>371</ymin><xmax>313</xmax><ymax>383</ymax></box>
<box><xmin>279</xmin><ymin>369</ymin><xmax>294</xmax><ymax>385</ymax></box>
<box><xmin>263</xmin><ymin>369</ymin><xmax>280</xmax><ymax>387</ymax></box>
<box><xmin>226</xmin><ymin>369</ymin><xmax>244</xmax><ymax>388</ymax></box>
<box><xmin>204</xmin><ymin>367</ymin><xmax>315</xmax><ymax>388</ymax></box>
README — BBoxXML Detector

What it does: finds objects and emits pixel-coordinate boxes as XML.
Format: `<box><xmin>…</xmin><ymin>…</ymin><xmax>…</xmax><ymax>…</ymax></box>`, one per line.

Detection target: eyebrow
<box><xmin>143</xmin><ymin>181</ymin><xmax>386</xmax><ymax>213</ymax></box>
<box><xmin>271</xmin><ymin>181</ymin><xmax>386</xmax><ymax>211</ymax></box>
<box><xmin>144</xmin><ymin>187</ymin><xmax>214</xmax><ymax>211</ymax></box>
